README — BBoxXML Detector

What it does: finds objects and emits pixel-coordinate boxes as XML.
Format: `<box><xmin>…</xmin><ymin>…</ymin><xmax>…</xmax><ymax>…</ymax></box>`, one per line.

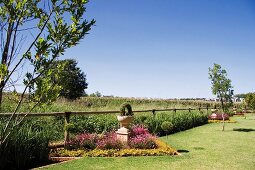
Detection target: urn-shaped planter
<box><xmin>117</xmin><ymin>116</ymin><xmax>134</xmax><ymax>128</ymax></box>
<box><xmin>116</xmin><ymin>103</ymin><xmax>134</xmax><ymax>143</ymax></box>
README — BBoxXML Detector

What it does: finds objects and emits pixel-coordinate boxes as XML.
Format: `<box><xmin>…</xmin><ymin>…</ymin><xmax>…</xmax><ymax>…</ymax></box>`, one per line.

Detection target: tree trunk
<box><xmin>0</xmin><ymin>88</ymin><xmax>2</xmax><ymax>111</ymax></box>
<box><xmin>220</xmin><ymin>97</ymin><xmax>224</xmax><ymax>113</ymax></box>
<box><xmin>0</xmin><ymin>21</ymin><xmax>14</xmax><ymax>109</ymax></box>
<box><xmin>222</xmin><ymin>113</ymin><xmax>225</xmax><ymax>131</ymax></box>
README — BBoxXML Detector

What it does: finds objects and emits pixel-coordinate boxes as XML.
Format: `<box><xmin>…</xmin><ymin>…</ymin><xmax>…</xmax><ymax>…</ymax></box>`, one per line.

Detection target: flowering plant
<box><xmin>66</xmin><ymin>133</ymin><xmax>98</xmax><ymax>150</ymax></box>
<box><xmin>129</xmin><ymin>125</ymin><xmax>149</xmax><ymax>137</ymax></box>
<box><xmin>129</xmin><ymin>125</ymin><xmax>157</xmax><ymax>149</ymax></box>
<box><xmin>129</xmin><ymin>134</ymin><xmax>157</xmax><ymax>149</ymax></box>
<box><xmin>67</xmin><ymin>125</ymin><xmax>158</xmax><ymax>150</ymax></box>
<box><xmin>208</xmin><ymin>113</ymin><xmax>229</xmax><ymax>120</ymax></box>
<box><xmin>96</xmin><ymin>131</ymin><xmax>123</xmax><ymax>150</ymax></box>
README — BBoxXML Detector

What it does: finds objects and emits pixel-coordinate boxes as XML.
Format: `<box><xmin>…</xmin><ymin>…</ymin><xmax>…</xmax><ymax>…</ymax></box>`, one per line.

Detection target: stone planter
<box><xmin>117</xmin><ymin>116</ymin><xmax>134</xmax><ymax>128</ymax></box>
<box><xmin>116</xmin><ymin>116</ymin><xmax>133</xmax><ymax>143</ymax></box>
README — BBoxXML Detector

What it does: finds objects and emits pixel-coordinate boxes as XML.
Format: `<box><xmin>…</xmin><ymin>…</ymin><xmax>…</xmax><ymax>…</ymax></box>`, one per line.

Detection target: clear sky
<box><xmin>63</xmin><ymin>0</ymin><xmax>255</xmax><ymax>99</ymax></box>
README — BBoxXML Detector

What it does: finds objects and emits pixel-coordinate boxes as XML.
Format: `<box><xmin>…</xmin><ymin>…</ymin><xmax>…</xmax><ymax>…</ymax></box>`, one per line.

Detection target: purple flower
<box><xmin>129</xmin><ymin>133</ymin><xmax>157</xmax><ymax>149</ymax></box>
<box><xmin>130</xmin><ymin>125</ymin><xmax>149</xmax><ymax>138</ymax></box>
<box><xmin>96</xmin><ymin>131</ymin><xmax>123</xmax><ymax>150</ymax></box>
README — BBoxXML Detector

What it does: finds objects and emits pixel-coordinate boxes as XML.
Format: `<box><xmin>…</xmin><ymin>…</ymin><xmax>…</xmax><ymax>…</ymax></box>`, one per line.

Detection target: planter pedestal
<box><xmin>116</xmin><ymin>127</ymin><xmax>129</xmax><ymax>143</ymax></box>
<box><xmin>116</xmin><ymin>116</ymin><xmax>133</xmax><ymax>143</ymax></box>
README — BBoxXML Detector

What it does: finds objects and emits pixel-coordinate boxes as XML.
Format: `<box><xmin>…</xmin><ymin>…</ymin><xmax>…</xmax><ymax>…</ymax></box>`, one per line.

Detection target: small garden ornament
<box><xmin>116</xmin><ymin>103</ymin><xmax>134</xmax><ymax>143</ymax></box>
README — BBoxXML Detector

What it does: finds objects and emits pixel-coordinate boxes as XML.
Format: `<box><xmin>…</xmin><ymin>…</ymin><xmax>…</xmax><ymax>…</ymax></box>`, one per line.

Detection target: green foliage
<box><xmin>120</xmin><ymin>103</ymin><xmax>133</xmax><ymax>116</ymax></box>
<box><xmin>134</xmin><ymin>111</ymin><xmax>208</xmax><ymax>136</ymax></box>
<box><xmin>89</xmin><ymin>91</ymin><xmax>102</xmax><ymax>97</ymax></box>
<box><xmin>67</xmin><ymin>115</ymin><xmax>119</xmax><ymax>135</ymax></box>
<box><xmin>245</xmin><ymin>93</ymin><xmax>255</xmax><ymax>110</ymax></box>
<box><xmin>64</xmin><ymin>123</ymin><xmax>75</xmax><ymax>131</ymax></box>
<box><xmin>0</xmin><ymin>0</ymin><xmax>95</xmax><ymax>105</ymax></box>
<box><xmin>0</xmin><ymin>118</ymin><xmax>53</xmax><ymax>169</ymax></box>
<box><xmin>208</xmin><ymin>63</ymin><xmax>234</xmax><ymax>112</ymax></box>
<box><xmin>0</xmin><ymin>1</ymin><xmax>95</xmax><ymax>165</ymax></box>
<box><xmin>44</xmin><ymin>59</ymin><xmax>88</xmax><ymax>100</ymax></box>
<box><xmin>161</xmin><ymin>121</ymin><xmax>173</xmax><ymax>133</ymax></box>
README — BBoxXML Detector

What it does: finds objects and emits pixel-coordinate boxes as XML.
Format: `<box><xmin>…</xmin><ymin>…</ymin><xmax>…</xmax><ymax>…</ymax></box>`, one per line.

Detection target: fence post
<box><xmin>152</xmin><ymin>109</ymin><xmax>156</xmax><ymax>116</ymax></box>
<box><xmin>64</xmin><ymin>112</ymin><xmax>71</xmax><ymax>146</ymax></box>
<box><xmin>174</xmin><ymin>108</ymin><xmax>176</xmax><ymax>114</ymax></box>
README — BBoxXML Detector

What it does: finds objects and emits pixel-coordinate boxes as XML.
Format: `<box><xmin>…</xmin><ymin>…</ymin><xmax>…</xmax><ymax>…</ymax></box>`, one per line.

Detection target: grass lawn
<box><xmin>40</xmin><ymin>114</ymin><xmax>255</xmax><ymax>170</ymax></box>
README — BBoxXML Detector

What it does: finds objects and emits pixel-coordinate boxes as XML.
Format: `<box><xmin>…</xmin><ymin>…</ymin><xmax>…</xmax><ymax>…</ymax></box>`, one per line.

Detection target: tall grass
<box><xmin>1</xmin><ymin>96</ymin><xmax>227</xmax><ymax>113</ymax></box>
<box><xmin>0</xmin><ymin>118</ymin><xmax>54</xmax><ymax>169</ymax></box>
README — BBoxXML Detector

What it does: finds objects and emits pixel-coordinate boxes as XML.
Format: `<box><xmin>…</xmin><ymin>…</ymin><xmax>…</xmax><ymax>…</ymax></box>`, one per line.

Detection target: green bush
<box><xmin>49</xmin><ymin>110</ymin><xmax>208</xmax><ymax>139</ymax></box>
<box><xmin>0</xmin><ymin>118</ymin><xmax>53</xmax><ymax>169</ymax></box>
<box><xmin>134</xmin><ymin>111</ymin><xmax>208</xmax><ymax>136</ymax></box>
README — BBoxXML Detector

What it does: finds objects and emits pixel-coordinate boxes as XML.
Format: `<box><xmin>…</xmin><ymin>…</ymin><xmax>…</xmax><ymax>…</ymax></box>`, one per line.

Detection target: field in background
<box><xmin>1</xmin><ymin>95</ymin><xmax>243</xmax><ymax>113</ymax></box>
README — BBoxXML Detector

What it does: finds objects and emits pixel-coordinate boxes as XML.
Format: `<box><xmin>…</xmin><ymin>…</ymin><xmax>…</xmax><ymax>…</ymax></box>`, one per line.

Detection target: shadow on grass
<box><xmin>177</xmin><ymin>149</ymin><xmax>190</xmax><ymax>153</ymax></box>
<box><xmin>233</xmin><ymin>128</ymin><xmax>255</xmax><ymax>132</ymax></box>
<box><xmin>193</xmin><ymin>147</ymin><xmax>205</xmax><ymax>150</ymax></box>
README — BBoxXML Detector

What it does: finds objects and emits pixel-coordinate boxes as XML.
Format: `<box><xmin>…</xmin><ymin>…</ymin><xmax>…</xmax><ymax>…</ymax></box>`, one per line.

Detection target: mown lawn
<box><xmin>40</xmin><ymin>114</ymin><xmax>255</xmax><ymax>170</ymax></box>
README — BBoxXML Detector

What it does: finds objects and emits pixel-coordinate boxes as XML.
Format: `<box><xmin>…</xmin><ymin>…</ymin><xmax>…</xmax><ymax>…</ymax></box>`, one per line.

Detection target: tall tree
<box><xmin>209</xmin><ymin>63</ymin><xmax>234</xmax><ymax>131</ymax></box>
<box><xmin>245</xmin><ymin>93</ymin><xmax>255</xmax><ymax>110</ymax></box>
<box><xmin>0</xmin><ymin>0</ymin><xmax>95</xmax><ymax>144</ymax></box>
<box><xmin>50</xmin><ymin>59</ymin><xmax>88</xmax><ymax>100</ymax></box>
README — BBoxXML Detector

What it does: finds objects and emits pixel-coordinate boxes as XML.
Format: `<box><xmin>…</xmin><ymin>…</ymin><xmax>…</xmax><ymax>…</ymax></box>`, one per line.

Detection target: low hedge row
<box><xmin>50</xmin><ymin>110</ymin><xmax>208</xmax><ymax>140</ymax></box>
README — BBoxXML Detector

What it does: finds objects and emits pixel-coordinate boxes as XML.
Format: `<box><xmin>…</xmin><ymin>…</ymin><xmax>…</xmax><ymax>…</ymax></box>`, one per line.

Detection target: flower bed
<box><xmin>208</xmin><ymin>113</ymin><xmax>229</xmax><ymax>120</ymax></box>
<box><xmin>234</xmin><ymin>112</ymin><xmax>245</xmax><ymax>116</ymax></box>
<box><xmin>208</xmin><ymin>119</ymin><xmax>236</xmax><ymax>123</ymax></box>
<box><xmin>50</xmin><ymin>125</ymin><xmax>178</xmax><ymax>157</ymax></box>
<box><xmin>50</xmin><ymin>139</ymin><xmax>178</xmax><ymax>157</ymax></box>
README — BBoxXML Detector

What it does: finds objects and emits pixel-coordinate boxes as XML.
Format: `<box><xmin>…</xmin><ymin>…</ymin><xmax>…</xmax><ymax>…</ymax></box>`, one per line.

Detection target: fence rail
<box><xmin>0</xmin><ymin>107</ymin><xmax>215</xmax><ymax>116</ymax></box>
<box><xmin>0</xmin><ymin>106</ymin><xmax>218</xmax><ymax>147</ymax></box>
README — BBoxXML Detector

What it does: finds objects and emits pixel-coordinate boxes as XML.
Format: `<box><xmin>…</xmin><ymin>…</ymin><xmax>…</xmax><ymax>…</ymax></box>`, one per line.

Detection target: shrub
<box><xmin>96</xmin><ymin>132</ymin><xmax>123</xmax><ymax>150</ymax></box>
<box><xmin>128</xmin><ymin>125</ymin><xmax>157</xmax><ymax>149</ymax></box>
<box><xmin>208</xmin><ymin>113</ymin><xmax>229</xmax><ymax>120</ymax></box>
<box><xmin>129</xmin><ymin>134</ymin><xmax>157</xmax><ymax>149</ymax></box>
<box><xmin>67</xmin><ymin>133</ymin><xmax>98</xmax><ymax>150</ymax></box>
<box><xmin>0</xmin><ymin>118</ymin><xmax>52</xmax><ymax>169</ymax></box>
<box><xmin>129</xmin><ymin>125</ymin><xmax>149</xmax><ymax>137</ymax></box>
<box><xmin>120</xmin><ymin>103</ymin><xmax>133</xmax><ymax>116</ymax></box>
<box><xmin>135</xmin><ymin>111</ymin><xmax>208</xmax><ymax>136</ymax></box>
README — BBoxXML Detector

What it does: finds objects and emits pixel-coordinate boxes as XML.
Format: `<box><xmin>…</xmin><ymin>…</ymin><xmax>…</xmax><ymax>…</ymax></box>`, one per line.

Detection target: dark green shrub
<box><xmin>161</xmin><ymin>121</ymin><xmax>173</xmax><ymax>135</ymax></box>
<box><xmin>0</xmin><ymin>118</ymin><xmax>53</xmax><ymax>169</ymax></box>
<box><xmin>134</xmin><ymin>111</ymin><xmax>208</xmax><ymax>136</ymax></box>
<box><xmin>120</xmin><ymin>103</ymin><xmax>133</xmax><ymax>116</ymax></box>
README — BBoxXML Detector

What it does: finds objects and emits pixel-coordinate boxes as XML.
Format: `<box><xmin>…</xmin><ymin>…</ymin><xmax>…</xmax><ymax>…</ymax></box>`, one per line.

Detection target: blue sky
<box><xmin>63</xmin><ymin>0</ymin><xmax>255</xmax><ymax>98</ymax></box>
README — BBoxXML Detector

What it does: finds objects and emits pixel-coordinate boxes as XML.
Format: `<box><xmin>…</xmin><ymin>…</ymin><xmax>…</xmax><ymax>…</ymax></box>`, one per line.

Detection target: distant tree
<box><xmin>209</xmin><ymin>63</ymin><xmax>234</xmax><ymax>131</ymax></box>
<box><xmin>51</xmin><ymin>59</ymin><xmax>88</xmax><ymax>100</ymax></box>
<box><xmin>245</xmin><ymin>93</ymin><xmax>255</xmax><ymax>110</ymax></box>
<box><xmin>234</xmin><ymin>93</ymin><xmax>247</xmax><ymax>98</ymax></box>
<box><xmin>209</xmin><ymin>63</ymin><xmax>234</xmax><ymax>112</ymax></box>
<box><xmin>89</xmin><ymin>91</ymin><xmax>102</xmax><ymax>97</ymax></box>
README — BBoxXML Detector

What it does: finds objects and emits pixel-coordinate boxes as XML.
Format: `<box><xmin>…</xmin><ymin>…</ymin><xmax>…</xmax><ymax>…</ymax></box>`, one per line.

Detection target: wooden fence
<box><xmin>0</xmin><ymin>106</ymin><xmax>217</xmax><ymax>146</ymax></box>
